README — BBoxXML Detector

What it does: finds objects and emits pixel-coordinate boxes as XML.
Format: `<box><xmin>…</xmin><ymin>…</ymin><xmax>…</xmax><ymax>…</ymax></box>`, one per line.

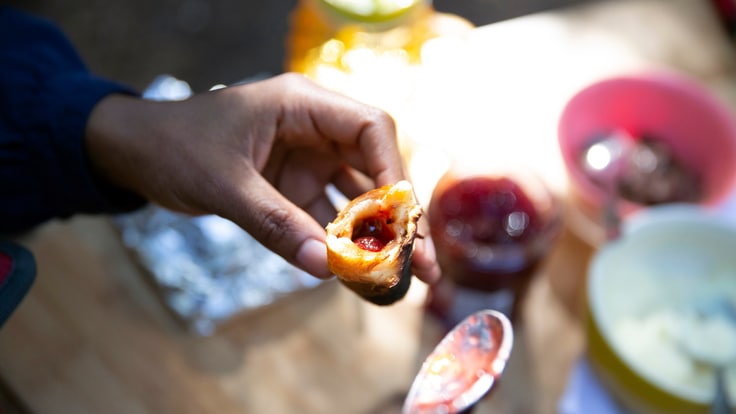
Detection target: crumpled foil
<box><xmin>115</xmin><ymin>207</ymin><xmax>322</xmax><ymax>336</ymax></box>
<box><xmin>113</xmin><ymin>75</ymin><xmax>323</xmax><ymax>336</ymax></box>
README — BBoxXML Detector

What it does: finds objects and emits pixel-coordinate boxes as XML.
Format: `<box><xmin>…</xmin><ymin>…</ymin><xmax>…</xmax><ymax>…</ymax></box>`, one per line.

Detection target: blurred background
<box><xmin>6</xmin><ymin>0</ymin><xmax>594</xmax><ymax>92</ymax></box>
<box><xmin>4</xmin><ymin>1</ymin><xmax>736</xmax><ymax>414</ymax></box>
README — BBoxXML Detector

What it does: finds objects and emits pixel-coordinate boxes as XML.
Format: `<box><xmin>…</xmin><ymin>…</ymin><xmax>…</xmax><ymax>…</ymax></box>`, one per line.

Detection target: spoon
<box><xmin>677</xmin><ymin>297</ymin><xmax>736</xmax><ymax>414</ymax></box>
<box><xmin>402</xmin><ymin>309</ymin><xmax>513</xmax><ymax>414</ymax></box>
<box><xmin>711</xmin><ymin>366</ymin><xmax>731</xmax><ymax>414</ymax></box>
<box><xmin>579</xmin><ymin>130</ymin><xmax>635</xmax><ymax>241</ymax></box>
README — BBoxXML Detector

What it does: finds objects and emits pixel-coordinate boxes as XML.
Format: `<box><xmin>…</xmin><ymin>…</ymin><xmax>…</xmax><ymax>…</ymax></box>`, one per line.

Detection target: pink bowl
<box><xmin>558</xmin><ymin>71</ymin><xmax>736</xmax><ymax>243</ymax></box>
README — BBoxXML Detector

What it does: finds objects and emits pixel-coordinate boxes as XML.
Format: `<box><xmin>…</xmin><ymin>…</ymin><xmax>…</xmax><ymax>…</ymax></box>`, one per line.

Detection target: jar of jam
<box><xmin>426</xmin><ymin>165</ymin><xmax>563</xmax><ymax>326</ymax></box>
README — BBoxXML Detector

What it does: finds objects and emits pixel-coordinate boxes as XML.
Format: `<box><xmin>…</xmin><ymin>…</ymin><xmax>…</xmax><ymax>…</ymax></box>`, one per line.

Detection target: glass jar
<box><xmin>426</xmin><ymin>163</ymin><xmax>563</xmax><ymax>327</ymax></box>
<box><xmin>285</xmin><ymin>0</ymin><xmax>474</xmax><ymax>115</ymax></box>
<box><xmin>286</xmin><ymin>0</ymin><xmax>432</xmax><ymax>72</ymax></box>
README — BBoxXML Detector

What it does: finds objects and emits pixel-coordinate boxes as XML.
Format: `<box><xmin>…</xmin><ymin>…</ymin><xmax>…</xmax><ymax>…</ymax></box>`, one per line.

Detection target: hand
<box><xmin>85</xmin><ymin>73</ymin><xmax>440</xmax><ymax>284</ymax></box>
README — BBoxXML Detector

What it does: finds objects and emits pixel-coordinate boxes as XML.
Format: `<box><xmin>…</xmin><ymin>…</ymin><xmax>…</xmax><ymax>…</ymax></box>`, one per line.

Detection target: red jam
<box><xmin>352</xmin><ymin>216</ymin><xmax>395</xmax><ymax>252</ymax></box>
<box><xmin>428</xmin><ymin>175</ymin><xmax>549</xmax><ymax>292</ymax></box>
<box><xmin>353</xmin><ymin>236</ymin><xmax>386</xmax><ymax>252</ymax></box>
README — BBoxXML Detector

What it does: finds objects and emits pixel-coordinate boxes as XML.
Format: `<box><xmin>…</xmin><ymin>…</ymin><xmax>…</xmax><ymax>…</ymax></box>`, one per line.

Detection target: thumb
<box><xmin>223</xmin><ymin>174</ymin><xmax>333</xmax><ymax>280</ymax></box>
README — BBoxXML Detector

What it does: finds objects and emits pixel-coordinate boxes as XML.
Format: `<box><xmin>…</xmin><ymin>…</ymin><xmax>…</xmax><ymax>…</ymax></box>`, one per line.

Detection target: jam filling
<box><xmin>352</xmin><ymin>214</ymin><xmax>396</xmax><ymax>252</ymax></box>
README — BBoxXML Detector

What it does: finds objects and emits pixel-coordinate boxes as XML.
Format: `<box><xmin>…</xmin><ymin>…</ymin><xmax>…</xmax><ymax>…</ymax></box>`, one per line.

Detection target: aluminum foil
<box><xmin>115</xmin><ymin>206</ymin><xmax>323</xmax><ymax>336</ymax></box>
<box><xmin>113</xmin><ymin>75</ymin><xmax>323</xmax><ymax>336</ymax></box>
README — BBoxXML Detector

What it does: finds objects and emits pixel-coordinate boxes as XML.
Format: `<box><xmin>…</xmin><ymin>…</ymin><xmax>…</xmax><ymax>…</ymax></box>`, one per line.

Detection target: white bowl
<box><xmin>586</xmin><ymin>205</ymin><xmax>736</xmax><ymax>414</ymax></box>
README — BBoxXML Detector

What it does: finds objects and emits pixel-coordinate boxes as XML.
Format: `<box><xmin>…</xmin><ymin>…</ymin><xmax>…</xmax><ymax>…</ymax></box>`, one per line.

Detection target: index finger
<box><xmin>287</xmin><ymin>76</ymin><xmax>408</xmax><ymax>186</ymax></box>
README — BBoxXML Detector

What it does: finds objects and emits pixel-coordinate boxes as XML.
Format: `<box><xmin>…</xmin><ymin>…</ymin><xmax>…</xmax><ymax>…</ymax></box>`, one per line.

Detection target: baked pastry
<box><xmin>326</xmin><ymin>180</ymin><xmax>422</xmax><ymax>305</ymax></box>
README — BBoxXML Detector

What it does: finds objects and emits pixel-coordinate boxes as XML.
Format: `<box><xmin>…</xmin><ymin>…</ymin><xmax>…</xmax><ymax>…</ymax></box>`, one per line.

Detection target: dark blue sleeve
<box><xmin>0</xmin><ymin>6</ymin><xmax>147</xmax><ymax>234</ymax></box>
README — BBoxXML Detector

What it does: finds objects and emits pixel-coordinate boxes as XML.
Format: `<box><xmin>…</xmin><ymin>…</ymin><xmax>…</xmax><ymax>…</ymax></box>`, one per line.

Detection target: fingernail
<box><xmin>296</xmin><ymin>238</ymin><xmax>333</xmax><ymax>279</ymax></box>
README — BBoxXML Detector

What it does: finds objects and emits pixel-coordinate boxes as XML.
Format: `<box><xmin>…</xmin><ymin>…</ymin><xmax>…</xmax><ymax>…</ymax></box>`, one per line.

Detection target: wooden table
<box><xmin>2</xmin><ymin>1</ymin><xmax>735</xmax><ymax>413</ymax></box>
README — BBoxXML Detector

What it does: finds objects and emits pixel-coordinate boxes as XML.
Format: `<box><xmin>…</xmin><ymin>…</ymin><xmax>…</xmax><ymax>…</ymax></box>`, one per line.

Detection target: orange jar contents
<box><xmin>285</xmin><ymin>0</ymin><xmax>473</xmax><ymax>114</ymax></box>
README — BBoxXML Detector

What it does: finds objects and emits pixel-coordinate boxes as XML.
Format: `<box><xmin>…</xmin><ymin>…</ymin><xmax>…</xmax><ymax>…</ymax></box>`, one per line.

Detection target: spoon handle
<box><xmin>602</xmin><ymin>191</ymin><xmax>621</xmax><ymax>241</ymax></box>
<box><xmin>710</xmin><ymin>367</ymin><xmax>731</xmax><ymax>414</ymax></box>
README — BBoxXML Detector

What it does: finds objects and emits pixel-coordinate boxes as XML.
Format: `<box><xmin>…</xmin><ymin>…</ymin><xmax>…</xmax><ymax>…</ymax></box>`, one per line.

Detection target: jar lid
<box><xmin>317</xmin><ymin>0</ymin><xmax>428</xmax><ymax>25</ymax></box>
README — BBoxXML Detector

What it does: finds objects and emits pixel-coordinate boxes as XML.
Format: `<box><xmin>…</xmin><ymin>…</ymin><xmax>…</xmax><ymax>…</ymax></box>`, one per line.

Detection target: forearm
<box><xmin>85</xmin><ymin>94</ymin><xmax>160</xmax><ymax>207</ymax></box>
<box><xmin>84</xmin><ymin>92</ymin><xmax>230</xmax><ymax>217</ymax></box>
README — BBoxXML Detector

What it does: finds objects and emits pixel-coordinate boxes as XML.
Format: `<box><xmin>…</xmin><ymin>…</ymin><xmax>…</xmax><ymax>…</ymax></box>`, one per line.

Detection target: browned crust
<box><xmin>339</xmin><ymin>232</ymin><xmax>416</xmax><ymax>305</ymax></box>
<box><xmin>325</xmin><ymin>181</ymin><xmax>422</xmax><ymax>305</ymax></box>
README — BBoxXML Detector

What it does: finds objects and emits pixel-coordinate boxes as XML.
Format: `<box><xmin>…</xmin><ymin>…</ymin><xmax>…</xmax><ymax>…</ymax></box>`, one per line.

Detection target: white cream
<box><xmin>608</xmin><ymin>272</ymin><xmax>736</xmax><ymax>403</ymax></box>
